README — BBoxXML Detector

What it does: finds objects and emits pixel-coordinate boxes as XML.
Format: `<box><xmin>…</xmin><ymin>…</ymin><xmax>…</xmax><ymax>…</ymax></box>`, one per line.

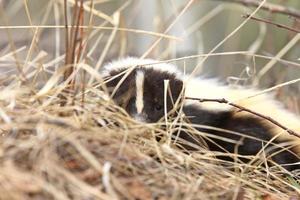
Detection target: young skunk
<box><xmin>101</xmin><ymin>57</ymin><xmax>300</xmax><ymax>171</ymax></box>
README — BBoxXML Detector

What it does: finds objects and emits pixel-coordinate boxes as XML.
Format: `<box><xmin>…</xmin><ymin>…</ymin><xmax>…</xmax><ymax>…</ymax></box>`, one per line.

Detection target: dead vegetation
<box><xmin>0</xmin><ymin>91</ymin><xmax>299</xmax><ymax>200</ymax></box>
<box><xmin>0</xmin><ymin>0</ymin><xmax>300</xmax><ymax>200</ymax></box>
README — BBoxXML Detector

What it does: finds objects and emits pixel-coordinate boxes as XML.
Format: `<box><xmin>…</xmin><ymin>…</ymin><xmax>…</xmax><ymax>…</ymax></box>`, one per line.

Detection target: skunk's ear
<box><xmin>169</xmin><ymin>78</ymin><xmax>184</xmax><ymax>104</ymax></box>
<box><xmin>102</xmin><ymin>69</ymin><xmax>136</xmax><ymax>109</ymax></box>
<box><xmin>103</xmin><ymin>69</ymin><xmax>133</xmax><ymax>95</ymax></box>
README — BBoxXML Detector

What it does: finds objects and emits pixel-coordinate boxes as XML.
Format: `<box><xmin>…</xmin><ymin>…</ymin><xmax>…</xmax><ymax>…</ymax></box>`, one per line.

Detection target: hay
<box><xmin>0</xmin><ymin>80</ymin><xmax>299</xmax><ymax>200</ymax></box>
<box><xmin>0</xmin><ymin>0</ymin><xmax>300</xmax><ymax>199</ymax></box>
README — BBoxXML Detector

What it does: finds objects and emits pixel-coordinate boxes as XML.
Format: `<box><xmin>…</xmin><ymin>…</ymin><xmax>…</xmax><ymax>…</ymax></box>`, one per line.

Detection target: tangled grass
<box><xmin>0</xmin><ymin>73</ymin><xmax>299</xmax><ymax>199</ymax></box>
<box><xmin>0</xmin><ymin>0</ymin><xmax>300</xmax><ymax>199</ymax></box>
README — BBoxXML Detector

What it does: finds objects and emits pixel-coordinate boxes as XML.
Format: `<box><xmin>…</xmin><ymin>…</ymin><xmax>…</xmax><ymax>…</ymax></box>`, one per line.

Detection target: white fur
<box><xmin>101</xmin><ymin>57</ymin><xmax>182</xmax><ymax>77</ymax></box>
<box><xmin>136</xmin><ymin>70</ymin><xmax>144</xmax><ymax>114</ymax></box>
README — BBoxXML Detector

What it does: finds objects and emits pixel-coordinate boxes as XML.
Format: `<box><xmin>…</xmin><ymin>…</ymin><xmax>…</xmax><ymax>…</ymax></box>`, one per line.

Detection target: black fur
<box><xmin>183</xmin><ymin>104</ymin><xmax>300</xmax><ymax>171</ymax></box>
<box><xmin>105</xmin><ymin>68</ymin><xmax>136</xmax><ymax>116</ymax></box>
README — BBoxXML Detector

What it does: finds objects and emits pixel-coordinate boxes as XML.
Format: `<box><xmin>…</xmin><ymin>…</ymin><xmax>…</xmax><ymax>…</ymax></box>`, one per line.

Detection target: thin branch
<box><xmin>62</xmin><ymin>0</ymin><xmax>84</xmax><ymax>107</ymax></box>
<box><xmin>185</xmin><ymin>97</ymin><xmax>300</xmax><ymax>138</ymax></box>
<box><xmin>64</xmin><ymin>0</ymin><xmax>69</xmax><ymax>74</ymax></box>
<box><xmin>243</xmin><ymin>14</ymin><xmax>300</xmax><ymax>33</ymax></box>
<box><xmin>212</xmin><ymin>0</ymin><xmax>300</xmax><ymax>19</ymax></box>
<box><xmin>71</xmin><ymin>0</ymin><xmax>84</xmax><ymax>106</ymax></box>
<box><xmin>0</xmin><ymin>26</ymin><xmax>181</xmax><ymax>41</ymax></box>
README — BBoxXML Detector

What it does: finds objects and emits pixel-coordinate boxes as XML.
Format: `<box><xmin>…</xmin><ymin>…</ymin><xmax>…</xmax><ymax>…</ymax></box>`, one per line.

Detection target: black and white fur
<box><xmin>101</xmin><ymin>57</ymin><xmax>300</xmax><ymax>171</ymax></box>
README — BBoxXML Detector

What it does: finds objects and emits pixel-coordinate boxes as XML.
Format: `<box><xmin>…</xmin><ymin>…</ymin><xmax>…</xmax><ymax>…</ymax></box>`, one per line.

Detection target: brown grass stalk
<box><xmin>243</xmin><ymin>14</ymin><xmax>300</xmax><ymax>34</ymax></box>
<box><xmin>62</xmin><ymin>0</ymin><xmax>85</xmax><ymax>107</ymax></box>
<box><xmin>185</xmin><ymin>97</ymin><xmax>300</xmax><ymax>138</ymax></box>
<box><xmin>212</xmin><ymin>0</ymin><xmax>300</xmax><ymax>19</ymax></box>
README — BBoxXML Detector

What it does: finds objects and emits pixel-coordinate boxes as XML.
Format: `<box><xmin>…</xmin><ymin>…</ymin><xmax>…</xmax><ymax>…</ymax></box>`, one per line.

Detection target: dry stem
<box><xmin>243</xmin><ymin>14</ymin><xmax>300</xmax><ymax>33</ymax></box>
<box><xmin>212</xmin><ymin>0</ymin><xmax>300</xmax><ymax>19</ymax></box>
<box><xmin>185</xmin><ymin>97</ymin><xmax>300</xmax><ymax>138</ymax></box>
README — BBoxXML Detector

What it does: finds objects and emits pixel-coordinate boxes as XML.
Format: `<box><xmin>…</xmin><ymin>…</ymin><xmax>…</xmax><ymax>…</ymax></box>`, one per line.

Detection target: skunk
<box><xmin>101</xmin><ymin>57</ymin><xmax>300</xmax><ymax>171</ymax></box>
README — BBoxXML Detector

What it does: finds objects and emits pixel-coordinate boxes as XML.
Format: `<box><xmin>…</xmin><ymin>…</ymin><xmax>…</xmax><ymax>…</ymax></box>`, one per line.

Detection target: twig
<box><xmin>64</xmin><ymin>0</ymin><xmax>70</xmax><ymax>79</ymax></box>
<box><xmin>71</xmin><ymin>0</ymin><xmax>84</xmax><ymax>106</ymax></box>
<box><xmin>185</xmin><ymin>97</ymin><xmax>300</xmax><ymax>138</ymax></box>
<box><xmin>212</xmin><ymin>0</ymin><xmax>300</xmax><ymax>19</ymax></box>
<box><xmin>62</xmin><ymin>0</ymin><xmax>84</xmax><ymax>107</ymax></box>
<box><xmin>243</xmin><ymin>14</ymin><xmax>300</xmax><ymax>33</ymax></box>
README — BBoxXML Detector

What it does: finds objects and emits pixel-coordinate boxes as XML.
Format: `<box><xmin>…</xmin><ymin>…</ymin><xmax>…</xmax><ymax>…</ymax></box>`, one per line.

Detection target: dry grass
<box><xmin>0</xmin><ymin>87</ymin><xmax>299</xmax><ymax>200</ymax></box>
<box><xmin>0</xmin><ymin>0</ymin><xmax>300</xmax><ymax>199</ymax></box>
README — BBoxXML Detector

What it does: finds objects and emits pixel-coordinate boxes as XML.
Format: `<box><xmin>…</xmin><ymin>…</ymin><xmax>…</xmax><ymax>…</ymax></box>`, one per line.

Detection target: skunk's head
<box><xmin>102</xmin><ymin>58</ymin><xmax>183</xmax><ymax>122</ymax></box>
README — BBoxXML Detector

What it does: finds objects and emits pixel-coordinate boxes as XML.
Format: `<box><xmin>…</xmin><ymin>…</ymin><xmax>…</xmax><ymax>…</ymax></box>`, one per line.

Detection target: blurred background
<box><xmin>0</xmin><ymin>0</ymin><xmax>300</xmax><ymax>110</ymax></box>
